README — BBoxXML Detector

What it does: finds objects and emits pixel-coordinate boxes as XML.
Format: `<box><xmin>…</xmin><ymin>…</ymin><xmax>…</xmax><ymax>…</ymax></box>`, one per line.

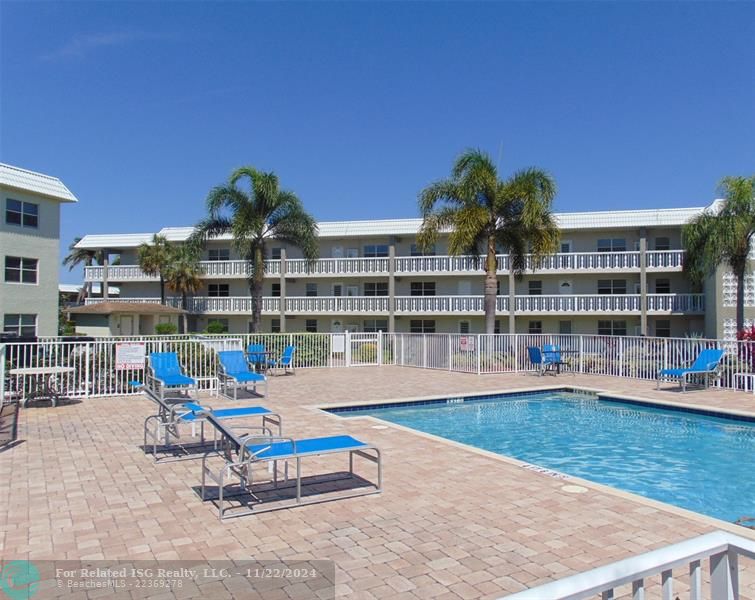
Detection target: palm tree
<box><xmin>138</xmin><ymin>234</ymin><xmax>173</xmax><ymax>304</ymax></box>
<box><xmin>418</xmin><ymin>149</ymin><xmax>559</xmax><ymax>334</ymax></box>
<box><xmin>189</xmin><ymin>166</ymin><xmax>319</xmax><ymax>332</ymax></box>
<box><xmin>683</xmin><ymin>176</ymin><xmax>755</xmax><ymax>333</ymax></box>
<box><xmin>62</xmin><ymin>237</ymin><xmax>101</xmax><ymax>303</ymax></box>
<box><xmin>165</xmin><ymin>245</ymin><xmax>202</xmax><ymax>333</ymax></box>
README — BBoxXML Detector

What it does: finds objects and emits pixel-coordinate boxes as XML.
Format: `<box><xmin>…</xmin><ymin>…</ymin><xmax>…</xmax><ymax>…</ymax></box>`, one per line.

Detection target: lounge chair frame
<box><xmin>217</xmin><ymin>351</ymin><xmax>268</xmax><ymax>400</ymax></box>
<box><xmin>147</xmin><ymin>352</ymin><xmax>197</xmax><ymax>402</ymax></box>
<box><xmin>656</xmin><ymin>349</ymin><xmax>725</xmax><ymax>392</ymax></box>
<box><xmin>200</xmin><ymin>414</ymin><xmax>382</xmax><ymax>520</ymax></box>
<box><xmin>139</xmin><ymin>384</ymin><xmax>281</xmax><ymax>463</ymax></box>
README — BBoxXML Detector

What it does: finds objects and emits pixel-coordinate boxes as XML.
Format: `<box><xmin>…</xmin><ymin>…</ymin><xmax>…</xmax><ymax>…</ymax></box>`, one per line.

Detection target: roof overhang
<box><xmin>0</xmin><ymin>163</ymin><xmax>78</xmax><ymax>203</ymax></box>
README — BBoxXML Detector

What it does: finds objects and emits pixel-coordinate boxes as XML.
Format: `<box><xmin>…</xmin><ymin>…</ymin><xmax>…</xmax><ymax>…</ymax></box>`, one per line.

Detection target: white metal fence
<box><xmin>2</xmin><ymin>332</ymin><xmax>755</xmax><ymax>403</ymax></box>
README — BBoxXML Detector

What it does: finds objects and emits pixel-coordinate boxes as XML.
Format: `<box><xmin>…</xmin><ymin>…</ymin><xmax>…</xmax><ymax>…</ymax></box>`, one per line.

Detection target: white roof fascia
<box><xmin>0</xmin><ymin>163</ymin><xmax>78</xmax><ymax>203</ymax></box>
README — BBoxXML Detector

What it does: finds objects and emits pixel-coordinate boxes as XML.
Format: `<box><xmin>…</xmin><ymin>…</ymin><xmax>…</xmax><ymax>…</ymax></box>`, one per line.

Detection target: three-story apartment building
<box><xmin>76</xmin><ymin>199</ymin><xmax>751</xmax><ymax>338</ymax></box>
<box><xmin>1</xmin><ymin>163</ymin><xmax>78</xmax><ymax>336</ymax></box>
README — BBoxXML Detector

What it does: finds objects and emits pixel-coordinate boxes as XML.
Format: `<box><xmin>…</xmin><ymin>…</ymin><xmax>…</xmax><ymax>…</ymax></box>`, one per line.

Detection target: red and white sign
<box><xmin>115</xmin><ymin>342</ymin><xmax>146</xmax><ymax>370</ymax></box>
<box><xmin>459</xmin><ymin>336</ymin><xmax>476</xmax><ymax>352</ymax></box>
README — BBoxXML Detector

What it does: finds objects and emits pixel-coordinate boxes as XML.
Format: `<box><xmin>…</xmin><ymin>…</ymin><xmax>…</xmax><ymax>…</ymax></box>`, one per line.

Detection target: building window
<box><xmin>655</xmin><ymin>319</ymin><xmax>671</xmax><ymax>338</ymax></box>
<box><xmin>655</xmin><ymin>237</ymin><xmax>671</xmax><ymax>251</ymax></box>
<box><xmin>305</xmin><ymin>319</ymin><xmax>318</xmax><ymax>333</ymax></box>
<box><xmin>4</xmin><ymin>257</ymin><xmax>38</xmax><ymax>284</ymax></box>
<box><xmin>364</xmin><ymin>282</ymin><xmax>388</xmax><ymax>296</ymax></box>
<box><xmin>410</xmin><ymin>319</ymin><xmax>435</xmax><ymax>333</ymax></box>
<box><xmin>598</xmin><ymin>320</ymin><xmax>627</xmax><ymax>336</ymax></box>
<box><xmin>3</xmin><ymin>314</ymin><xmax>37</xmax><ymax>336</ymax></box>
<box><xmin>597</xmin><ymin>238</ymin><xmax>626</xmax><ymax>252</ymax></box>
<box><xmin>363</xmin><ymin>319</ymin><xmax>388</xmax><ymax>333</ymax></box>
<box><xmin>208</xmin><ymin>283</ymin><xmax>229</xmax><ymax>297</ymax></box>
<box><xmin>598</xmin><ymin>279</ymin><xmax>627</xmax><ymax>295</ymax></box>
<box><xmin>528</xmin><ymin>280</ymin><xmax>542</xmax><ymax>296</ymax></box>
<box><xmin>655</xmin><ymin>278</ymin><xmax>671</xmax><ymax>294</ymax></box>
<box><xmin>497</xmin><ymin>280</ymin><xmax>501</xmax><ymax>295</ymax></box>
<box><xmin>494</xmin><ymin>320</ymin><xmax>501</xmax><ymax>334</ymax></box>
<box><xmin>208</xmin><ymin>248</ymin><xmax>230</xmax><ymax>261</ymax></box>
<box><xmin>559</xmin><ymin>320</ymin><xmax>572</xmax><ymax>334</ymax></box>
<box><xmin>306</xmin><ymin>283</ymin><xmax>318</xmax><ymax>297</ymax></box>
<box><xmin>528</xmin><ymin>321</ymin><xmax>542</xmax><ymax>334</ymax></box>
<box><xmin>364</xmin><ymin>244</ymin><xmax>389</xmax><ymax>258</ymax></box>
<box><xmin>459</xmin><ymin>321</ymin><xmax>471</xmax><ymax>334</ymax></box>
<box><xmin>410</xmin><ymin>281</ymin><xmax>436</xmax><ymax>296</ymax></box>
<box><xmin>271</xmin><ymin>283</ymin><xmax>281</xmax><ymax>297</ymax></box>
<box><xmin>5</xmin><ymin>199</ymin><xmax>38</xmax><ymax>228</ymax></box>
<box><xmin>410</xmin><ymin>244</ymin><xmax>435</xmax><ymax>256</ymax></box>
<box><xmin>270</xmin><ymin>247</ymin><xmax>282</xmax><ymax>260</ymax></box>
<box><xmin>271</xmin><ymin>318</ymin><xmax>281</xmax><ymax>333</ymax></box>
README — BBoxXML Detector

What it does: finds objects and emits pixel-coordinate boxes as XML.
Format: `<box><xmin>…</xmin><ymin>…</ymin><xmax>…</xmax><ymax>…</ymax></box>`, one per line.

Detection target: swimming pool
<box><xmin>328</xmin><ymin>390</ymin><xmax>755</xmax><ymax>523</ymax></box>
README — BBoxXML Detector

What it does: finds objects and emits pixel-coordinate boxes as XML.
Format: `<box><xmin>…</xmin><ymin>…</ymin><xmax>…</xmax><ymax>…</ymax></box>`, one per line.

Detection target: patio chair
<box><xmin>217</xmin><ymin>350</ymin><xmax>268</xmax><ymax>400</ymax></box>
<box><xmin>527</xmin><ymin>346</ymin><xmax>557</xmax><ymax>376</ymax></box>
<box><xmin>656</xmin><ymin>348</ymin><xmax>726</xmax><ymax>392</ymax></box>
<box><xmin>200</xmin><ymin>413</ymin><xmax>382</xmax><ymax>519</ymax></box>
<box><xmin>133</xmin><ymin>382</ymin><xmax>281</xmax><ymax>462</ymax></box>
<box><xmin>543</xmin><ymin>344</ymin><xmax>571</xmax><ymax>375</ymax></box>
<box><xmin>268</xmin><ymin>345</ymin><xmax>296</xmax><ymax>375</ymax></box>
<box><xmin>148</xmin><ymin>352</ymin><xmax>197</xmax><ymax>401</ymax></box>
<box><xmin>246</xmin><ymin>343</ymin><xmax>267</xmax><ymax>372</ymax></box>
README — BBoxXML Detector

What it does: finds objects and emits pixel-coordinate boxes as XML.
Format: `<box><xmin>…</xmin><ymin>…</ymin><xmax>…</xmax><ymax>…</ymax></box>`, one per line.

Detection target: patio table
<box><xmin>8</xmin><ymin>366</ymin><xmax>74</xmax><ymax>407</ymax></box>
<box><xmin>543</xmin><ymin>349</ymin><xmax>580</xmax><ymax>375</ymax></box>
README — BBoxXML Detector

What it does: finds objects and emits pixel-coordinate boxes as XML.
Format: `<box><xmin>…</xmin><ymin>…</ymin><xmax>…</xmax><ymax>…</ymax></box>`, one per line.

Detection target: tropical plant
<box><xmin>165</xmin><ymin>245</ymin><xmax>202</xmax><ymax>333</ymax></box>
<box><xmin>205</xmin><ymin>320</ymin><xmax>227</xmax><ymax>334</ymax></box>
<box><xmin>137</xmin><ymin>234</ymin><xmax>173</xmax><ymax>305</ymax></box>
<box><xmin>62</xmin><ymin>236</ymin><xmax>103</xmax><ymax>303</ymax></box>
<box><xmin>683</xmin><ymin>176</ymin><xmax>755</xmax><ymax>332</ymax></box>
<box><xmin>418</xmin><ymin>149</ymin><xmax>559</xmax><ymax>333</ymax></box>
<box><xmin>189</xmin><ymin>166</ymin><xmax>319</xmax><ymax>332</ymax></box>
<box><xmin>155</xmin><ymin>322</ymin><xmax>178</xmax><ymax>335</ymax></box>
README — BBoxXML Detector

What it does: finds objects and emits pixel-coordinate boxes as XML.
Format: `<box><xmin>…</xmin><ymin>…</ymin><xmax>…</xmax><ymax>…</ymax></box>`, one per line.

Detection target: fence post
<box><xmin>85</xmin><ymin>342</ymin><xmax>91</xmax><ymax>398</ymax></box>
<box><xmin>618</xmin><ymin>336</ymin><xmax>624</xmax><ymax>378</ymax></box>
<box><xmin>513</xmin><ymin>334</ymin><xmax>518</xmax><ymax>373</ymax></box>
<box><xmin>476</xmin><ymin>334</ymin><xmax>481</xmax><ymax>375</ymax></box>
<box><xmin>345</xmin><ymin>330</ymin><xmax>352</xmax><ymax>368</ymax></box>
<box><xmin>579</xmin><ymin>336</ymin><xmax>584</xmax><ymax>374</ymax></box>
<box><xmin>423</xmin><ymin>335</ymin><xmax>427</xmax><ymax>369</ymax></box>
<box><xmin>448</xmin><ymin>334</ymin><xmax>452</xmax><ymax>371</ymax></box>
<box><xmin>401</xmin><ymin>335</ymin><xmax>405</xmax><ymax>367</ymax></box>
<box><xmin>0</xmin><ymin>344</ymin><xmax>5</xmax><ymax>406</ymax></box>
<box><xmin>710</xmin><ymin>550</ymin><xmax>738</xmax><ymax>600</ymax></box>
<box><xmin>377</xmin><ymin>331</ymin><xmax>383</xmax><ymax>367</ymax></box>
<box><xmin>663</xmin><ymin>338</ymin><xmax>668</xmax><ymax>372</ymax></box>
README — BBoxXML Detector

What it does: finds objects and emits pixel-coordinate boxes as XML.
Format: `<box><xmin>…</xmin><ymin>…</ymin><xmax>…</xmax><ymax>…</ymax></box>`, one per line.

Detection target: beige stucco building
<box><xmin>75</xmin><ymin>199</ymin><xmax>752</xmax><ymax>339</ymax></box>
<box><xmin>0</xmin><ymin>164</ymin><xmax>78</xmax><ymax>337</ymax></box>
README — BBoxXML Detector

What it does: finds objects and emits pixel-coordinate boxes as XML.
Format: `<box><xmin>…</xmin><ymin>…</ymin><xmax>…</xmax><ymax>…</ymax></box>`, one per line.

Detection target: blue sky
<box><xmin>1</xmin><ymin>2</ymin><xmax>753</xmax><ymax>283</ymax></box>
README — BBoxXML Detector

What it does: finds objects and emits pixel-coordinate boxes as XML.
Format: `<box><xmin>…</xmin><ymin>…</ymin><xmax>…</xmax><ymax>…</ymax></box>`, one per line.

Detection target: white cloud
<box><xmin>41</xmin><ymin>31</ymin><xmax>177</xmax><ymax>61</ymax></box>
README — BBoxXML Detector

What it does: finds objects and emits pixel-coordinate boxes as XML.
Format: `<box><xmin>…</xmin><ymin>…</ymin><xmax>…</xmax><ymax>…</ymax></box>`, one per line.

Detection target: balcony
<box><xmin>83</xmin><ymin>250</ymin><xmax>685</xmax><ymax>282</ymax></box>
<box><xmin>86</xmin><ymin>293</ymin><xmax>703</xmax><ymax>315</ymax></box>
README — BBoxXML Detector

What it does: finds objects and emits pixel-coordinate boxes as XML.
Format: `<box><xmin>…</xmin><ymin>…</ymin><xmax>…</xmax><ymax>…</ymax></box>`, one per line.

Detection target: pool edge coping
<box><xmin>311</xmin><ymin>385</ymin><xmax>755</xmax><ymax>541</ymax></box>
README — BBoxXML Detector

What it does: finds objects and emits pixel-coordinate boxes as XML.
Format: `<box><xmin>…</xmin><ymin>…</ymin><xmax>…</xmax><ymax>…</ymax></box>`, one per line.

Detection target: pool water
<box><xmin>331</xmin><ymin>391</ymin><xmax>755</xmax><ymax>523</ymax></box>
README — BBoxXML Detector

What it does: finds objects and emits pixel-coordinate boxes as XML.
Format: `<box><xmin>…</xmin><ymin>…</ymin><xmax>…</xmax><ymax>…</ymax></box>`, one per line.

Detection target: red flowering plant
<box><xmin>736</xmin><ymin>326</ymin><xmax>755</xmax><ymax>373</ymax></box>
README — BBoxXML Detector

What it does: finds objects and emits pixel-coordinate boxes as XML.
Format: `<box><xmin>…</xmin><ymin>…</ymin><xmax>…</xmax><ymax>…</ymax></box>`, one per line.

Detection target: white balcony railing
<box><xmin>86</xmin><ymin>293</ymin><xmax>704</xmax><ymax>314</ymax></box>
<box><xmin>285</xmin><ymin>257</ymin><xmax>389</xmax><ymax>276</ymax></box>
<box><xmin>84</xmin><ymin>250</ymin><xmax>686</xmax><ymax>282</ymax></box>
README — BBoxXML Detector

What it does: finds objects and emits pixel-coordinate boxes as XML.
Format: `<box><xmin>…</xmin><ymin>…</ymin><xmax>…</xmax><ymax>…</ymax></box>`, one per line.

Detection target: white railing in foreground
<box><xmin>3</xmin><ymin>332</ymin><xmax>755</xmax><ymax>403</ymax></box>
<box><xmin>502</xmin><ymin>530</ymin><xmax>755</xmax><ymax>600</ymax></box>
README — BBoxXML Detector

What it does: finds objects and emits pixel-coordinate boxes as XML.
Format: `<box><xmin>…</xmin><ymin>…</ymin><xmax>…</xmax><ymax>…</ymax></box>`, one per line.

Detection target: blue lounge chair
<box><xmin>268</xmin><ymin>345</ymin><xmax>296</xmax><ymax>375</ymax></box>
<box><xmin>527</xmin><ymin>346</ymin><xmax>556</xmax><ymax>376</ymax></box>
<box><xmin>133</xmin><ymin>382</ymin><xmax>282</xmax><ymax>462</ymax></box>
<box><xmin>148</xmin><ymin>352</ymin><xmax>197</xmax><ymax>400</ymax></box>
<box><xmin>657</xmin><ymin>348</ymin><xmax>725</xmax><ymax>392</ymax></box>
<box><xmin>218</xmin><ymin>350</ymin><xmax>268</xmax><ymax>400</ymax></box>
<box><xmin>201</xmin><ymin>413</ymin><xmax>381</xmax><ymax>519</ymax></box>
<box><xmin>246</xmin><ymin>343</ymin><xmax>267</xmax><ymax>371</ymax></box>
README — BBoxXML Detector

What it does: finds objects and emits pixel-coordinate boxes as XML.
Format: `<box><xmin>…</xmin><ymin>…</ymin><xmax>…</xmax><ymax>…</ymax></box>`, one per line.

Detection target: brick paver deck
<box><xmin>2</xmin><ymin>367</ymin><xmax>754</xmax><ymax>599</ymax></box>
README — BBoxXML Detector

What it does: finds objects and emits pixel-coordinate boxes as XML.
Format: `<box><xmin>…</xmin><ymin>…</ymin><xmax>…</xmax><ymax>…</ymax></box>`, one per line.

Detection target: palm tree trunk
<box><xmin>250</xmin><ymin>247</ymin><xmax>265</xmax><ymax>333</ymax></box>
<box><xmin>159</xmin><ymin>276</ymin><xmax>166</xmax><ymax>305</ymax></box>
<box><xmin>737</xmin><ymin>266</ymin><xmax>746</xmax><ymax>332</ymax></box>
<box><xmin>182</xmin><ymin>292</ymin><xmax>188</xmax><ymax>334</ymax></box>
<box><xmin>484</xmin><ymin>236</ymin><xmax>498</xmax><ymax>334</ymax></box>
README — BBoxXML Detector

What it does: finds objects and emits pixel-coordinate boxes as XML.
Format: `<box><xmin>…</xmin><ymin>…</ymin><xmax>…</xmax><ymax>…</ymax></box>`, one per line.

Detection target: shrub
<box><xmin>155</xmin><ymin>322</ymin><xmax>178</xmax><ymax>335</ymax></box>
<box><xmin>205</xmin><ymin>320</ymin><xmax>228</xmax><ymax>334</ymax></box>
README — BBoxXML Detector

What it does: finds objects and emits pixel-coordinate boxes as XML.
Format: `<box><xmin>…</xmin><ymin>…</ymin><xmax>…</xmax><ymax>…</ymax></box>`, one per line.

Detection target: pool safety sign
<box><xmin>459</xmin><ymin>336</ymin><xmax>475</xmax><ymax>352</ymax></box>
<box><xmin>115</xmin><ymin>343</ymin><xmax>146</xmax><ymax>370</ymax></box>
